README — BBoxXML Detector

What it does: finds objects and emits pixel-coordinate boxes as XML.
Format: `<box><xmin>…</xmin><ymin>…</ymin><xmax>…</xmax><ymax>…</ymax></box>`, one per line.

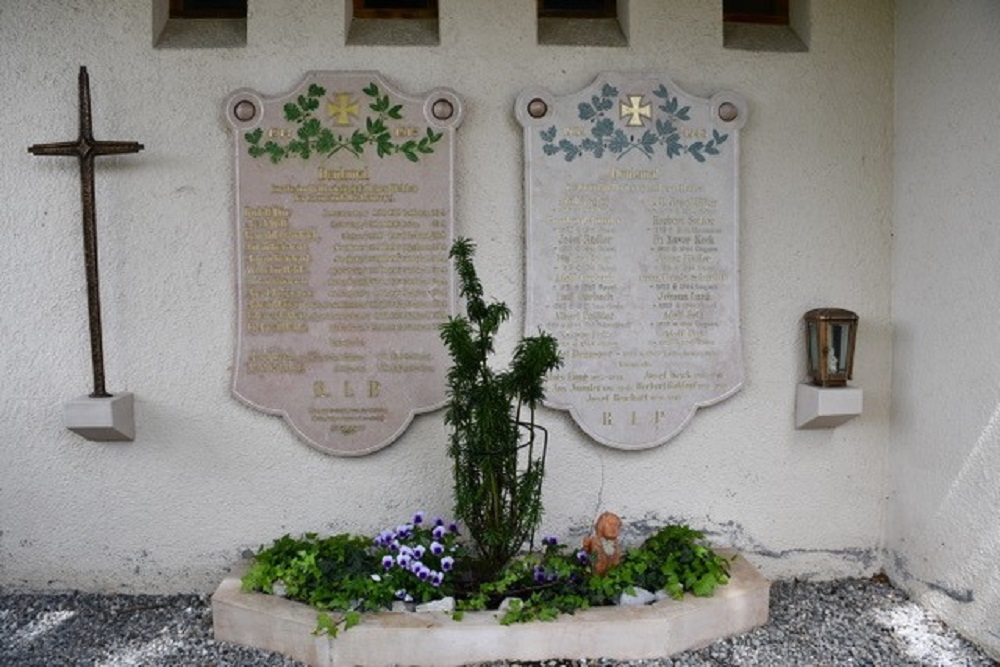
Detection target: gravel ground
<box><xmin>1</xmin><ymin>577</ymin><xmax>996</xmax><ymax>666</ymax></box>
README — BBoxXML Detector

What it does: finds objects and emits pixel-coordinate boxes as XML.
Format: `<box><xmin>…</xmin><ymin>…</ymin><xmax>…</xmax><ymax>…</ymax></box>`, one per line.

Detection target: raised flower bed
<box><xmin>212</xmin><ymin>546</ymin><xmax>769</xmax><ymax>666</ymax></box>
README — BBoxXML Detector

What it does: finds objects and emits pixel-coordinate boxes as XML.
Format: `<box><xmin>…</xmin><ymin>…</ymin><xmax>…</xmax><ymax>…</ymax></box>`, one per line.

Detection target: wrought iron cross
<box><xmin>28</xmin><ymin>66</ymin><xmax>144</xmax><ymax>398</ymax></box>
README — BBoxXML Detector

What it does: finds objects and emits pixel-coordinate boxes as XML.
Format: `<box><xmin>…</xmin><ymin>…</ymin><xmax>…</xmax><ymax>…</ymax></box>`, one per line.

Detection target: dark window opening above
<box><xmin>169</xmin><ymin>0</ymin><xmax>246</xmax><ymax>19</ymax></box>
<box><xmin>724</xmin><ymin>0</ymin><xmax>789</xmax><ymax>25</ymax></box>
<box><xmin>538</xmin><ymin>0</ymin><xmax>616</xmax><ymax>19</ymax></box>
<box><xmin>353</xmin><ymin>0</ymin><xmax>438</xmax><ymax>19</ymax></box>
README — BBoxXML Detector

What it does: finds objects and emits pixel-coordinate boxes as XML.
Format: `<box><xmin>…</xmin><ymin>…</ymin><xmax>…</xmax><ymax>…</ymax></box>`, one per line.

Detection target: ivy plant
<box><xmin>243</xmin><ymin>520</ymin><xmax>733</xmax><ymax>637</ymax></box>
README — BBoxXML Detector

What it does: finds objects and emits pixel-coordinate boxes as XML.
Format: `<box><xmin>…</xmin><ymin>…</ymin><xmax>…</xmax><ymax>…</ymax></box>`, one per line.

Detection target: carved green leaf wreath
<box><xmin>245</xmin><ymin>82</ymin><xmax>442</xmax><ymax>164</ymax></box>
<box><xmin>540</xmin><ymin>83</ymin><xmax>728</xmax><ymax>163</ymax></box>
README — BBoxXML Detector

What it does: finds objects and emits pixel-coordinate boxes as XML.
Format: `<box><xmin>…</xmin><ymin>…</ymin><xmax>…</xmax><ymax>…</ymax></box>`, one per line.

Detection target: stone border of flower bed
<box><xmin>212</xmin><ymin>549</ymin><xmax>769</xmax><ymax>666</ymax></box>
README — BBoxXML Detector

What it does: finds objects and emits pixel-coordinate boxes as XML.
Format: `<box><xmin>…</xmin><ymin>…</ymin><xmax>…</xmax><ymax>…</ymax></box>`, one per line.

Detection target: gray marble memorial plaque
<box><xmin>226</xmin><ymin>72</ymin><xmax>463</xmax><ymax>455</ymax></box>
<box><xmin>516</xmin><ymin>73</ymin><xmax>747</xmax><ymax>449</ymax></box>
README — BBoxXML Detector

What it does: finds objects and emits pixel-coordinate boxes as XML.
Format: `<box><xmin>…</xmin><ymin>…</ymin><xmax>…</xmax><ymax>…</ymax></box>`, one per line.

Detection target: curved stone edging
<box><xmin>211</xmin><ymin>549</ymin><xmax>769</xmax><ymax>666</ymax></box>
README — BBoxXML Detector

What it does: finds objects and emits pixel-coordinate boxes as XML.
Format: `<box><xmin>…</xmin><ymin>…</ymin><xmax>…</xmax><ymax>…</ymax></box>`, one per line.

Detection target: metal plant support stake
<box><xmin>28</xmin><ymin>66</ymin><xmax>144</xmax><ymax>398</ymax></box>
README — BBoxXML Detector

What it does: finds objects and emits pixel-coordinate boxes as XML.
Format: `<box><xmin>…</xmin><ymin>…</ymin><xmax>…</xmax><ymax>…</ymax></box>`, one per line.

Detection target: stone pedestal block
<box><xmin>795</xmin><ymin>383</ymin><xmax>862</xmax><ymax>429</ymax></box>
<box><xmin>63</xmin><ymin>392</ymin><xmax>135</xmax><ymax>441</ymax></box>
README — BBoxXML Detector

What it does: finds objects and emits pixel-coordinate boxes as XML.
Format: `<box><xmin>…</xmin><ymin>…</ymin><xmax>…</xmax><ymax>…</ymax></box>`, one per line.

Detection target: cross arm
<box><xmin>28</xmin><ymin>141</ymin><xmax>83</xmax><ymax>157</ymax></box>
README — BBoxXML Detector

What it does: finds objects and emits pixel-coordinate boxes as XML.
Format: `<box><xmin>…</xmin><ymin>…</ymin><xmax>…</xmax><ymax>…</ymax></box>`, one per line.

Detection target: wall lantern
<box><xmin>804</xmin><ymin>308</ymin><xmax>858</xmax><ymax>387</ymax></box>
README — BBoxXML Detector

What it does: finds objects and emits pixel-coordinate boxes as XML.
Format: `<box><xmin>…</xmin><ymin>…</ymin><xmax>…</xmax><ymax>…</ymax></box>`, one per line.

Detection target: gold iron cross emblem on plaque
<box><xmin>327</xmin><ymin>93</ymin><xmax>360</xmax><ymax>126</ymax></box>
<box><xmin>620</xmin><ymin>94</ymin><xmax>652</xmax><ymax>127</ymax></box>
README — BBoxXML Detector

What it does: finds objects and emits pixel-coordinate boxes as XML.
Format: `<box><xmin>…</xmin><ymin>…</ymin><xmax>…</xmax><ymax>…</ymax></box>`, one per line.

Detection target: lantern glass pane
<box><xmin>831</xmin><ymin>323</ymin><xmax>850</xmax><ymax>372</ymax></box>
<box><xmin>807</xmin><ymin>321</ymin><xmax>819</xmax><ymax>373</ymax></box>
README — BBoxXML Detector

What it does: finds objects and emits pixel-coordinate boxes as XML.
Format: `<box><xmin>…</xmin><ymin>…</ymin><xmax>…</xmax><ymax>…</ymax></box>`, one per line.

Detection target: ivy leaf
<box><xmin>540</xmin><ymin>126</ymin><xmax>557</xmax><ymax>143</ymax></box>
<box><xmin>302</xmin><ymin>95</ymin><xmax>320</xmax><ymax>112</ymax></box>
<box><xmin>652</xmin><ymin>84</ymin><xmax>669</xmax><ymax>100</ymax></box>
<box><xmin>601</xmin><ymin>83</ymin><xmax>618</xmax><ymax>98</ymax></box>
<box><xmin>299</xmin><ymin>118</ymin><xmax>321</xmax><ymax>139</ymax></box>
<box><xmin>578</xmin><ymin>103</ymin><xmax>596</xmax><ymax>121</ymax></box>
<box><xmin>666</xmin><ymin>135</ymin><xmax>683</xmax><ymax>158</ymax></box>
<box><xmin>543</xmin><ymin>143</ymin><xmax>560</xmax><ymax>156</ymax></box>
<box><xmin>248</xmin><ymin>144</ymin><xmax>266</xmax><ymax>158</ymax></box>
<box><xmin>265</xmin><ymin>142</ymin><xmax>284</xmax><ymax>164</ymax></box>
<box><xmin>675</xmin><ymin>105</ymin><xmax>691</xmax><ymax>121</ymax></box>
<box><xmin>307</xmin><ymin>83</ymin><xmax>326</xmax><ymax>98</ymax></box>
<box><xmin>284</xmin><ymin>103</ymin><xmax>303</xmax><ymax>122</ymax></box>
<box><xmin>581</xmin><ymin>137</ymin><xmax>603</xmax><ymax>157</ymax></box>
<box><xmin>595</xmin><ymin>95</ymin><xmax>615</xmax><ymax>113</ymax></box>
<box><xmin>656</xmin><ymin>119</ymin><xmax>676</xmax><ymax>137</ymax></box>
<box><xmin>608</xmin><ymin>129</ymin><xmax>629</xmax><ymax>153</ymax></box>
<box><xmin>245</xmin><ymin>128</ymin><xmax>263</xmax><ymax>145</ymax></box>
<box><xmin>713</xmin><ymin>130</ymin><xmax>728</xmax><ymax>145</ymax></box>
<box><xmin>363</xmin><ymin>83</ymin><xmax>379</xmax><ymax>97</ymax></box>
<box><xmin>287</xmin><ymin>140</ymin><xmax>308</xmax><ymax>158</ymax></box>
<box><xmin>376</xmin><ymin>137</ymin><xmax>394</xmax><ymax>158</ymax></box>
<box><xmin>315</xmin><ymin>129</ymin><xmax>336</xmax><ymax>154</ymax></box>
<box><xmin>558</xmin><ymin>139</ymin><xmax>579</xmax><ymax>162</ymax></box>
<box><xmin>387</xmin><ymin>104</ymin><xmax>404</xmax><ymax>119</ymax></box>
<box><xmin>592</xmin><ymin>118</ymin><xmax>614</xmax><ymax>138</ymax></box>
<box><xmin>400</xmin><ymin>140</ymin><xmax>418</xmax><ymax>162</ymax></box>
<box><xmin>640</xmin><ymin>130</ymin><xmax>658</xmax><ymax>154</ymax></box>
<box><xmin>350</xmin><ymin>130</ymin><xmax>367</xmax><ymax>152</ymax></box>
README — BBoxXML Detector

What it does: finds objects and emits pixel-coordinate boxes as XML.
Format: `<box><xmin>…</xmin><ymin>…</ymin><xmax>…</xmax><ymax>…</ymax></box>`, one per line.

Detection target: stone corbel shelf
<box><xmin>212</xmin><ymin>550</ymin><xmax>770</xmax><ymax>666</ymax></box>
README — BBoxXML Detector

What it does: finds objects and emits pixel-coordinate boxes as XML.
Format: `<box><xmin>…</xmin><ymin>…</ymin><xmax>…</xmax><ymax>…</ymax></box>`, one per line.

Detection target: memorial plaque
<box><xmin>226</xmin><ymin>72</ymin><xmax>464</xmax><ymax>455</ymax></box>
<box><xmin>516</xmin><ymin>73</ymin><xmax>747</xmax><ymax>449</ymax></box>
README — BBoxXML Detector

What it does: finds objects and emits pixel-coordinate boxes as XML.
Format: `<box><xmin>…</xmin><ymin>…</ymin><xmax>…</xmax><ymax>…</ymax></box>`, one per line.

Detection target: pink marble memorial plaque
<box><xmin>517</xmin><ymin>73</ymin><xmax>747</xmax><ymax>449</ymax></box>
<box><xmin>226</xmin><ymin>72</ymin><xmax>463</xmax><ymax>455</ymax></box>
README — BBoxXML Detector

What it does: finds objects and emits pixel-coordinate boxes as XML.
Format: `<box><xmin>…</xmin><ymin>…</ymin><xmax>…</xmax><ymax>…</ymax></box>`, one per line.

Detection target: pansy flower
<box><xmin>440</xmin><ymin>556</ymin><xmax>455</xmax><ymax>572</ymax></box>
<box><xmin>430</xmin><ymin>541</ymin><xmax>444</xmax><ymax>556</ymax></box>
<box><xmin>432</xmin><ymin>525</ymin><xmax>447</xmax><ymax>540</ymax></box>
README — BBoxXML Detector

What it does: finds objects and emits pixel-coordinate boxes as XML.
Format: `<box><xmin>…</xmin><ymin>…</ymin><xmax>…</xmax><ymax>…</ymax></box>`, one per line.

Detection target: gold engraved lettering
<box><xmin>314</xmin><ymin>381</ymin><xmax>330</xmax><ymax>398</ymax></box>
<box><xmin>318</xmin><ymin>166</ymin><xmax>370</xmax><ymax>181</ymax></box>
<box><xmin>266</xmin><ymin>128</ymin><xmax>293</xmax><ymax>140</ymax></box>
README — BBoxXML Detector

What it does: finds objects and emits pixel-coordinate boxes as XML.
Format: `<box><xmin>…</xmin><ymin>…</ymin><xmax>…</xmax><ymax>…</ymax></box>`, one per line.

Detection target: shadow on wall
<box><xmin>889</xmin><ymin>399</ymin><xmax>1000</xmax><ymax>655</ymax></box>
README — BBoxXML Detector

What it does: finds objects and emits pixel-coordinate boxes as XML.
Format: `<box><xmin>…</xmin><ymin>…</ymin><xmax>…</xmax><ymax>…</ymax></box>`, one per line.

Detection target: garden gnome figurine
<box><xmin>582</xmin><ymin>511</ymin><xmax>623</xmax><ymax>576</ymax></box>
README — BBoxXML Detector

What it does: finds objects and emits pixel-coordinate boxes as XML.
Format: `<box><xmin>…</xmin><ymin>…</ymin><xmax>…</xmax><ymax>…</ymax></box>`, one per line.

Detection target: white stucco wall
<box><xmin>889</xmin><ymin>1</ymin><xmax>1000</xmax><ymax>658</ymax></box>
<box><xmin>0</xmin><ymin>0</ymin><xmax>893</xmax><ymax>593</ymax></box>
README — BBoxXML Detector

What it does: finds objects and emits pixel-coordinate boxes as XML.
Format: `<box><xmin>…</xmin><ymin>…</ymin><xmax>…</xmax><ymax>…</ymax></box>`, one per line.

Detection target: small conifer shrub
<box><xmin>440</xmin><ymin>237</ymin><xmax>563</xmax><ymax>580</ymax></box>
